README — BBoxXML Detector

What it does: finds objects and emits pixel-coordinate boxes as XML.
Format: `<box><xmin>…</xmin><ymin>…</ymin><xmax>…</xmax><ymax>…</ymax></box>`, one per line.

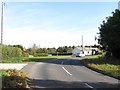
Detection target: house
<box><xmin>72</xmin><ymin>47</ymin><xmax>98</xmax><ymax>57</ymax></box>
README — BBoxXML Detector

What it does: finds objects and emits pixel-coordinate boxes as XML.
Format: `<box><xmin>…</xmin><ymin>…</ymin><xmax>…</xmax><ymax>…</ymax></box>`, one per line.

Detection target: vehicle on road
<box><xmin>76</xmin><ymin>52</ymin><xmax>85</xmax><ymax>57</ymax></box>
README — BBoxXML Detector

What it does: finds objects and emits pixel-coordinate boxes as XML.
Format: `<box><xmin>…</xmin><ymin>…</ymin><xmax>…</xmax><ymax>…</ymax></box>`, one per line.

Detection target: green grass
<box><xmin>1</xmin><ymin>55</ymin><xmax>71</xmax><ymax>63</ymax></box>
<box><xmin>2</xmin><ymin>57</ymin><xmax>22</xmax><ymax>63</ymax></box>
<box><xmin>81</xmin><ymin>55</ymin><xmax>120</xmax><ymax>79</ymax></box>
<box><xmin>22</xmin><ymin>55</ymin><xmax>71</xmax><ymax>62</ymax></box>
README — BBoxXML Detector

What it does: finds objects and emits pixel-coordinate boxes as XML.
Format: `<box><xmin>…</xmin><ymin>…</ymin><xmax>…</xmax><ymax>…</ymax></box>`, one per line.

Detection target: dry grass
<box><xmin>2</xmin><ymin>69</ymin><xmax>30</xmax><ymax>89</ymax></box>
<box><xmin>81</xmin><ymin>55</ymin><xmax>120</xmax><ymax>79</ymax></box>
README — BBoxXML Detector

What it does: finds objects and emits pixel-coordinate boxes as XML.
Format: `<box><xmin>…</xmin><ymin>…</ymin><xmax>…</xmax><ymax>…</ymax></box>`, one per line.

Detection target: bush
<box><xmin>2</xmin><ymin>69</ymin><xmax>30</xmax><ymax>88</ymax></box>
<box><xmin>52</xmin><ymin>53</ymin><xmax>72</xmax><ymax>56</ymax></box>
<box><xmin>34</xmin><ymin>53</ymin><xmax>48</xmax><ymax>57</ymax></box>
<box><xmin>22</xmin><ymin>53</ymin><xmax>29</xmax><ymax>57</ymax></box>
<box><xmin>1</xmin><ymin>45</ymin><xmax>23</xmax><ymax>62</ymax></box>
<box><xmin>2</xmin><ymin>45</ymin><xmax>22</xmax><ymax>59</ymax></box>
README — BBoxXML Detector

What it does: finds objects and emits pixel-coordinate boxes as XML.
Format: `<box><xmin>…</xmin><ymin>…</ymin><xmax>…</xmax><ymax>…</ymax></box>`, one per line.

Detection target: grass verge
<box><xmin>22</xmin><ymin>55</ymin><xmax>71</xmax><ymax>62</ymax></box>
<box><xmin>1</xmin><ymin>55</ymin><xmax>71</xmax><ymax>63</ymax></box>
<box><xmin>2</xmin><ymin>58</ymin><xmax>22</xmax><ymax>63</ymax></box>
<box><xmin>1</xmin><ymin>69</ymin><xmax>30</xmax><ymax>89</ymax></box>
<box><xmin>81</xmin><ymin>55</ymin><xmax>120</xmax><ymax>79</ymax></box>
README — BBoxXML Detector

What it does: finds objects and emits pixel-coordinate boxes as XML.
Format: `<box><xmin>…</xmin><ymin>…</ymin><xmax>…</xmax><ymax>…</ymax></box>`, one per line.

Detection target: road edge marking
<box><xmin>84</xmin><ymin>83</ymin><xmax>97</xmax><ymax>90</ymax></box>
<box><xmin>62</xmin><ymin>67</ymin><xmax>72</xmax><ymax>76</ymax></box>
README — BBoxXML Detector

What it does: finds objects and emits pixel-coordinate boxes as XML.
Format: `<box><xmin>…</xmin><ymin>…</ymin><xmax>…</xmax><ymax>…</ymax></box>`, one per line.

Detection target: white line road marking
<box><xmin>62</xmin><ymin>67</ymin><xmax>72</xmax><ymax>76</ymax></box>
<box><xmin>84</xmin><ymin>83</ymin><xmax>97</xmax><ymax>90</ymax></box>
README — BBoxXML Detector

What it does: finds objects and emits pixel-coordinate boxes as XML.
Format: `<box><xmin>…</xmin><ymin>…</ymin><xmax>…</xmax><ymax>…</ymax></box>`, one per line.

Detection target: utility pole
<box><xmin>82</xmin><ymin>35</ymin><xmax>83</xmax><ymax>51</ymax></box>
<box><xmin>118</xmin><ymin>1</ymin><xmax>120</xmax><ymax>10</ymax></box>
<box><xmin>1</xmin><ymin>0</ymin><xmax>4</xmax><ymax>45</ymax></box>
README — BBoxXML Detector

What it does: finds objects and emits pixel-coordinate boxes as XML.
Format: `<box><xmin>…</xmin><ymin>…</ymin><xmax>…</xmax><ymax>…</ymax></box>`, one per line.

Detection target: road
<box><xmin>22</xmin><ymin>57</ymin><xmax>119</xmax><ymax>90</ymax></box>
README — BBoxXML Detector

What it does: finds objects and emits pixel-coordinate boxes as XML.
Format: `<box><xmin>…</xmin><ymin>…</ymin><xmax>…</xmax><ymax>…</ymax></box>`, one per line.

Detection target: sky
<box><xmin>0</xmin><ymin>1</ymin><xmax>119</xmax><ymax>48</ymax></box>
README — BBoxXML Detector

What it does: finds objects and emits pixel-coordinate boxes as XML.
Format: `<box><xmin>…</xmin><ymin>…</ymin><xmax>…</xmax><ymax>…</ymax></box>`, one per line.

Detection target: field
<box><xmin>1</xmin><ymin>55</ymin><xmax>71</xmax><ymax>63</ymax></box>
<box><xmin>22</xmin><ymin>55</ymin><xmax>71</xmax><ymax>62</ymax></box>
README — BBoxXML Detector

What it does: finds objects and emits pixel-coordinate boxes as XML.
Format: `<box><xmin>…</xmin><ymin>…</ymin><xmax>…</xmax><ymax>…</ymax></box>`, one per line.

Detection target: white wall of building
<box><xmin>72</xmin><ymin>47</ymin><xmax>98</xmax><ymax>56</ymax></box>
<box><xmin>84</xmin><ymin>50</ymin><xmax>92</xmax><ymax>55</ymax></box>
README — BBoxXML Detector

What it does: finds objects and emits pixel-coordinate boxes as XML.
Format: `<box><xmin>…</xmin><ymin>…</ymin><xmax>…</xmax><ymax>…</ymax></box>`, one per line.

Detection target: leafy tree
<box><xmin>42</xmin><ymin>48</ymin><xmax>48</xmax><ymax>53</ymax></box>
<box><xmin>47</xmin><ymin>48</ymin><xmax>56</xmax><ymax>54</ymax></box>
<box><xmin>2</xmin><ymin>45</ymin><xmax>22</xmax><ymax>60</ymax></box>
<box><xmin>13</xmin><ymin>45</ymin><xmax>27</xmax><ymax>57</ymax></box>
<box><xmin>72</xmin><ymin>45</ymin><xmax>75</xmax><ymax>49</ymax></box>
<box><xmin>57</xmin><ymin>47</ymin><xmax>64</xmax><ymax>53</ymax></box>
<box><xmin>98</xmin><ymin>9</ymin><xmax>120</xmax><ymax>58</ymax></box>
<box><xmin>67</xmin><ymin>46</ymin><xmax>73</xmax><ymax>52</ymax></box>
<box><xmin>29</xmin><ymin>44</ymin><xmax>38</xmax><ymax>56</ymax></box>
<box><xmin>13</xmin><ymin>45</ymin><xmax>23</xmax><ymax>50</ymax></box>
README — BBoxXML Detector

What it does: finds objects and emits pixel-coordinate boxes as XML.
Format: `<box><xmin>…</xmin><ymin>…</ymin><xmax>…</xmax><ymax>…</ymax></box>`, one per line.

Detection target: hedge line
<box><xmin>51</xmin><ymin>53</ymin><xmax>72</xmax><ymax>56</ymax></box>
<box><xmin>2</xmin><ymin>45</ymin><xmax>22</xmax><ymax>59</ymax></box>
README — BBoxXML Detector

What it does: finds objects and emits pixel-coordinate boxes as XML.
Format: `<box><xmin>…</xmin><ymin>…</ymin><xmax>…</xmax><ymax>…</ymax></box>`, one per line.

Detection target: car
<box><xmin>76</xmin><ymin>52</ymin><xmax>85</xmax><ymax>57</ymax></box>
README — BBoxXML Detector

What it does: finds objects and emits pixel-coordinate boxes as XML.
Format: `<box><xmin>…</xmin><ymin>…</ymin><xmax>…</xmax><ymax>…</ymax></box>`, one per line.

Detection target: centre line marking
<box><xmin>62</xmin><ymin>67</ymin><xmax>72</xmax><ymax>76</ymax></box>
<box><xmin>84</xmin><ymin>83</ymin><xmax>97</xmax><ymax>90</ymax></box>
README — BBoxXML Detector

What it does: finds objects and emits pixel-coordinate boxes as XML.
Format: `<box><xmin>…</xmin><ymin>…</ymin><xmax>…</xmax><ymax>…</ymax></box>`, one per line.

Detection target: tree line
<box><xmin>26</xmin><ymin>44</ymin><xmax>75</xmax><ymax>57</ymax></box>
<box><xmin>1</xmin><ymin>43</ymin><xmax>101</xmax><ymax>60</ymax></box>
<box><xmin>26</xmin><ymin>44</ymin><xmax>100</xmax><ymax>57</ymax></box>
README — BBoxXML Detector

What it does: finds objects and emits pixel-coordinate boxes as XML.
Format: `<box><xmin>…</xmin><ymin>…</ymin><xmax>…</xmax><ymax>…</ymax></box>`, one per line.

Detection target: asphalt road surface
<box><xmin>22</xmin><ymin>57</ymin><xmax>119</xmax><ymax>90</ymax></box>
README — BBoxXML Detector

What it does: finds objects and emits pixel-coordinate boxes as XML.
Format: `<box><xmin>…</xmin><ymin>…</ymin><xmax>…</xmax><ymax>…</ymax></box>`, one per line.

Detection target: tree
<box><xmin>56</xmin><ymin>47</ymin><xmax>62</xmax><ymax>53</ymax></box>
<box><xmin>47</xmin><ymin>48</ymin><xmax>56</xmax><ymax>54</ymax></box>
<box><xmin>98</xmin><ymin>9</ymin><xmax>120</xmax><ymax>58</ymax></box>
<box><xmin>13</xmin><ymin>45</ymin><xmax>23</xmax><ymax>50</ymax></box>
<box><xmin>2</xmin><ymin>45</ymin><xmax>22</xmax><ymax>60</ymax></box>
<box><xmin>42</xmin><ymin>48</ymin><xmax>48</xmax><ymax>53</ymax></box>
<box><xmin>72</xmin><ymin>45</ymin><xmax>75</xmax><ymax>49</ymax></box>
<box><xmin>29</xmin><ymin>44</ymin><xmax>38</xmax><ymax>56</ymax></box>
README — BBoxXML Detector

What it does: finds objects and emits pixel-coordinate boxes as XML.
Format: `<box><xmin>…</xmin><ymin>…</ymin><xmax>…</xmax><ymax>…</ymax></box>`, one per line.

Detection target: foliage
<box><xmin>2</xmin><ymin>58</ymin><xmax>22</xmax><ymax>63</ymax></box>
<box><xmin>13</xmin><ymin>45</ymin><xmax>28</xmax><ymax>57</ymax></box>
<box><xmin>98</xmin><ymin>9</ymin><xmax>120</xmax><ymax>58</ymax></box>
<box><xmin>47</xmin><ymin>47</ymin><xmax>56</xmax><ymax>54</ymax></box>
<box><xmin>52</xmin><ymin>53</ymin><xmax>72</xmax><ymax>56</ymax></box>
<box><xmin>2</xmin><ymin>69</ymin><xmax>30</xmax><ymax>88</ymax></box>
<box><xmin>26</xmin><ymin>44</ymin><xmax>75</xmax><ymax>57</ymax></box>
<box><xmin>34</xmin><ymin>53</ymin><xmax>48</xmax><ymax>57</ymax></box>
<box><xmin>1</xmin><ymin>45</ymin><xmax>29</xmax><ymax>63</ymax></box>
<box><xmin>2</xmin><ymin>45</ymin><xmax>22</xmax><ymax>59</ymax></box>
<box><xmin>81</xmin><ymin>55</ymin><xmax>120</xmax><ymax>79</ymax></box>
<box><xmin>13</xmin><ymin>45</ymin><xmax>24</xmax><ymax>51</ymax></box>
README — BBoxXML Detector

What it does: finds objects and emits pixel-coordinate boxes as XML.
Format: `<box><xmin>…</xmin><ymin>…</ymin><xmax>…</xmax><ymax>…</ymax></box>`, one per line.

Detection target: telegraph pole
<box><xmin>82</xmin><ymin>35</ymin><xmax>83</xmax><ymax>51</ymax></box>
<box><xmin>118</xmin><ymin>1</ymin><xmax>120</xmax><ymax>10</ymax></box>
<box><xmin>1</xmin><ymin>0</ymin><xmax>4</xmax><ymax>45</ymax></box>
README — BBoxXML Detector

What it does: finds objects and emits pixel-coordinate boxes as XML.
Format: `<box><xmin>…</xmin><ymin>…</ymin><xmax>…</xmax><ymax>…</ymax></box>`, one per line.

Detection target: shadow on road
<box><xmin>43</xmin><ymin>58</ymin><xmax>85</xmax><ymax>66</ymax></box>
<box><xmin>30</xmin><ymin>79</ymin><xmax>119</xmax><ymax>90</ymax></box>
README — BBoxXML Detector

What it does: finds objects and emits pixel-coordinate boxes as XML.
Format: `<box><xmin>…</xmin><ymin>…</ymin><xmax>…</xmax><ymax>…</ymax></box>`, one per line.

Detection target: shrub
<box><xmin>1</xmin><ymin>45</ymin><xmax>23</xmax><ymax>62</ymax></box>
<box><xmin>34</xmin><ymin>53</ymin><xmax>48</xmax><ymax>57</ymax></box>
<box><xmin>2</xmin><ymin>69</ymin><xmax>30</xmax><ymax>88</ymax></box>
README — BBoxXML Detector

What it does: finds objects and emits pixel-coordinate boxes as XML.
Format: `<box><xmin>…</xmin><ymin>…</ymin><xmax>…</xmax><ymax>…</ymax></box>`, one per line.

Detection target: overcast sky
<box><xmin>1</xmin><ymin>1</ymin><xmax>119</xmax><ymax>48</ymax></box>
